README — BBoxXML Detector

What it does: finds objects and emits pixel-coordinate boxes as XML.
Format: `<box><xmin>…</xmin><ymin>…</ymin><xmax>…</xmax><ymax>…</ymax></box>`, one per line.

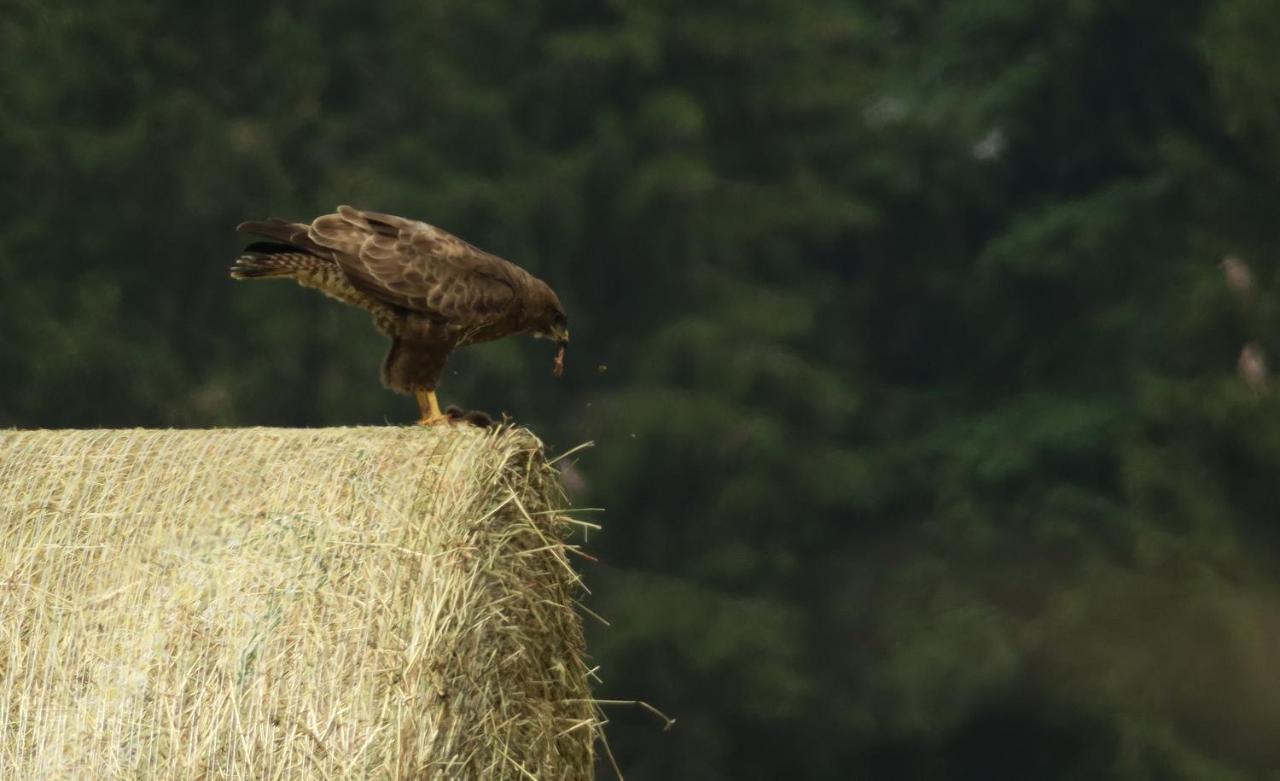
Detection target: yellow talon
<box><xmin>415</xmin><ymin>389</ymin><xmax>451</xmax><ymax>425</ymax></box>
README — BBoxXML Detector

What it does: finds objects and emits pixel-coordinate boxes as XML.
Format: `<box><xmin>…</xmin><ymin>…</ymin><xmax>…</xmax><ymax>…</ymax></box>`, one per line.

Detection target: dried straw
<box><xmin>0</xmin><ymin>426</ymin><xmax>600</xmax><ymax>779</ymax></box>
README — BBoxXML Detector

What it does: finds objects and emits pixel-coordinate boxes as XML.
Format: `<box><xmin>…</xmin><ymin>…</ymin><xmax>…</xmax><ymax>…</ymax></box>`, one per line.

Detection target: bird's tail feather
<box><xmin>230</xmin><ymin>243</ymin><xmax>330</xmax><ymax>280</ymax></box>
<box><xmin>237</xmin><ymin>219</ymin><xmax>329</xmax><ymax>255</ymax></box>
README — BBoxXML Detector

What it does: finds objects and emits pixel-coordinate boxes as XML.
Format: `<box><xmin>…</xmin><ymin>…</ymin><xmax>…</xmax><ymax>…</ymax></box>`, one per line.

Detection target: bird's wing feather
<box><xmin>308</xmin><ymin>206</ymin><xmax>518</xmax><ymax>323</ymax></box>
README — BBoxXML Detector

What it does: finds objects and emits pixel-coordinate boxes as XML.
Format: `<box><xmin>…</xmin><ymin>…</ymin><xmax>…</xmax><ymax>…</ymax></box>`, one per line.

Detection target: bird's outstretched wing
<box><xmin>307</xmin><ymin>206</ymin><xmax>519</xmax><ymax>325</ymax></box>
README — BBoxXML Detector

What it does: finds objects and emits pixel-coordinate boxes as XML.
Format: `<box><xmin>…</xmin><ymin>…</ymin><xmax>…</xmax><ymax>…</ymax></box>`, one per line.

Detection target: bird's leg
<box><xmin>415</xmin><ymin>388</ymin><xmax>450</xmax><ymax>426</ymax></box>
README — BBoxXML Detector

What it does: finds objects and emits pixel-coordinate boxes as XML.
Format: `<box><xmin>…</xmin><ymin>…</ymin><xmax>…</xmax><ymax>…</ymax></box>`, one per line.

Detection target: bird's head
<box><xmin>548</xmin><ymin>309</ymin><xmax>570</xmax><ymax>347</ymax></box>
<box><xmin>529</xmin><ymin>279</ymin><xmax>570</xmax><ymax>340</ymax></box>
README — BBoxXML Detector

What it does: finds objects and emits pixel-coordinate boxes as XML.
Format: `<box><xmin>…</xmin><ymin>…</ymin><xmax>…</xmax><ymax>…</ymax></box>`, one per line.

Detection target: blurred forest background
<box><xmin>4</xmin><ymin>0</ymin><xmax>1280</xmax><ymax>778</ymax></box>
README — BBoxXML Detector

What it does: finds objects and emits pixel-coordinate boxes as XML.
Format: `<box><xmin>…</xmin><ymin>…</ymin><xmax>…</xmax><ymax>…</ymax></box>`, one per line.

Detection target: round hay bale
<box><xmin>0</xmin><ymin>426</ymin><xmax>600</xmax><ymax>779</ymax></box>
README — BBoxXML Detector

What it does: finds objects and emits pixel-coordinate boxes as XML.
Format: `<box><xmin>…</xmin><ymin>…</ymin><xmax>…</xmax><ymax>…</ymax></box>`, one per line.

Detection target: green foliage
<box><xmin>4</xmin><ymin>0</ymin><xmax>1280</xmax><ymax>778</ymax></box>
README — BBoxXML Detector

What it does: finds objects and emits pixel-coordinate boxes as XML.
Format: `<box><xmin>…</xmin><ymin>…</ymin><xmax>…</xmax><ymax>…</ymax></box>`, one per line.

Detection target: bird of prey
<box><xmin>230</xmin><ymin>206</ymin><xmax>568</xmax><ymax>424</ymax></box>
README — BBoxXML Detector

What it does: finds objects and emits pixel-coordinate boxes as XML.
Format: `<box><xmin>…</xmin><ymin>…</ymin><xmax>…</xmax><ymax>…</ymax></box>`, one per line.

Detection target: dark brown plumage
<box><xmin>231</xmin><ymin>206</ymin><xmax>569</xmax><ymax>424</ymax></box>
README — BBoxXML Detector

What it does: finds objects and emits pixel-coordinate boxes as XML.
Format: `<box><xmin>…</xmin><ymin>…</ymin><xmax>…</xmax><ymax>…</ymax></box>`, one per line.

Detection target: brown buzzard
<box><xmin>231</xmin><ymin>206</ymin><xmax>568</xmax><ymax>424</ymax></box>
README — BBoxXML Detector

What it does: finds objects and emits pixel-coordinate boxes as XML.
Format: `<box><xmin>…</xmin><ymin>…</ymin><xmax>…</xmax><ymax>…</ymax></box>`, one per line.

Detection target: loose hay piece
<box><xmin>0</xmin><ymin>426</ymin><xmax>601</xmax><ymax>779</ymax></box>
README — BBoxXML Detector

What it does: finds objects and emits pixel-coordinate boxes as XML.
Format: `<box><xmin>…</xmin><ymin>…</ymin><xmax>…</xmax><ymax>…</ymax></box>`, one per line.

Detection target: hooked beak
<box><xmin>551</xmin><ymin>325</ymin><xmax>570</xmax><ymax>345</ymax></box>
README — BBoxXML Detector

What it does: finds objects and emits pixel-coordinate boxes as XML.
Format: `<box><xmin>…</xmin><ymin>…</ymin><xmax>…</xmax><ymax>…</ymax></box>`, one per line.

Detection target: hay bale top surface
<box><xmin>0</xmin><ymin>426</ymin><xmax>598</xmax><ymax>779</ymax></box>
